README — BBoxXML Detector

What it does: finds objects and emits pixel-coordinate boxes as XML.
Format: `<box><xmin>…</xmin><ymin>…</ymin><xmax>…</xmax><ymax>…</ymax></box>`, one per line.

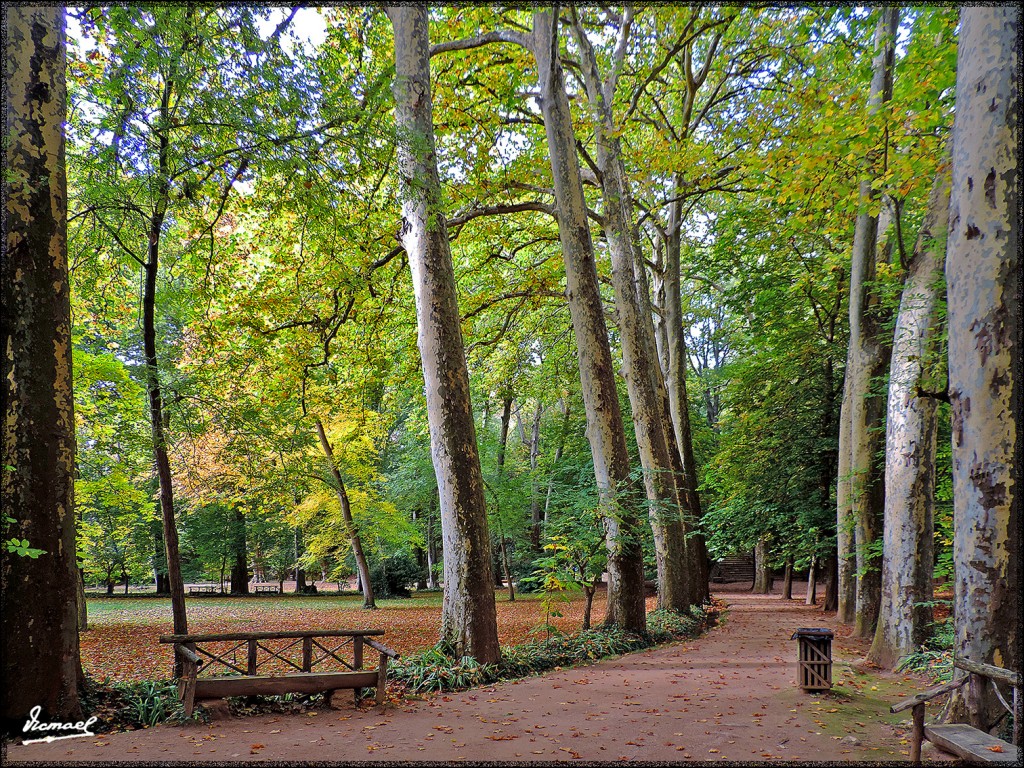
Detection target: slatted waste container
<box><xmin>792</xmin><ymin>627</ymin><xmax>833</xmax><ymax>691</ymax></box>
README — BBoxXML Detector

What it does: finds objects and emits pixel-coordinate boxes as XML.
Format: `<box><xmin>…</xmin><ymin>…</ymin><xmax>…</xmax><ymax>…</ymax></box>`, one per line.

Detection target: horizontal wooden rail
<box><xmin>365</xmin><ymin>638</ymin><xmax>400</xmax><ymax>660</ymax></box>
<box><xmin>159</xmin><ymin>629</ymin><xmax>384</xmax><ymax>643</ymax></box>
<box><xmin>173</xmin><ymin>644</ymin><xmax>202</xmax><ymax>666</ymax></box>
<box><xmin>954</xmin><ymin>658</ymin><xmax>1020</xmax><ymax>688</ymax></box>
<box><xmin>891</xmin><ymin>676</ymin><xmax>968</xmax><ymax>714</ymax></box>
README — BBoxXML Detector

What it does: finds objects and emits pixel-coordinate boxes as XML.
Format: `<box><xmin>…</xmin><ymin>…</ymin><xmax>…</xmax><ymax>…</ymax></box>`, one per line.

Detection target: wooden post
<box><xmin>302</xmin><ymin>636</ymin><xmax>313</xmax><ymax>672</ymax></box>
<box><xmin>377</xmin><ymin>653</ymin><xmax>389</xmax><ymax>706</ymax></box>
<box><xmin>354</xmin><ymin>636</ymin><xmax>364</xmax><ymax>705</ymax></box>
<box><xmin>247</xmin><ymin>639</ymin><xmax>257</xmax><ymax>675</ymax></box>
<box><xmin>1013</xmin><ymin>685</ymin><xmax>1020</xmax><ymax>747</ymax></box>
<box><xmin>910</xmin><ymin>702</ymin><xmax>924</xmax><ymax>763</ymax></box>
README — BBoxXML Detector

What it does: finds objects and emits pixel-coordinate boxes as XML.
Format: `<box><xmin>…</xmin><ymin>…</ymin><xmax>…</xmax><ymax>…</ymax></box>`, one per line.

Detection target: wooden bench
<box><xmin>159</xmin><ymin>629</ymin><xmax>399</xmax><ymax>717</ymax></box>
<box><xmin>254</xmin><ymin>585</ymin><xmax>280</xmax><ymax>595</ymax></box>
<box><xmin>891</xmin><ymin>658</ymin><xmax>1020</xmax><ymax>763</ymax></box>
<box><xmin>188</xmin><ymin>585</ymin><xmax>221</xmax><ymax>596</ymax></box>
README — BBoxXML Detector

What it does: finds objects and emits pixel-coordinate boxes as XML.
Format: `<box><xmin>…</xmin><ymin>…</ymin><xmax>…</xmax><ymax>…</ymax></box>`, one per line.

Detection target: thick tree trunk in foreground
<box><xmin>868</xmin><ymin>167</ymin><xmax>949</xmax><ymax>668</ymax></box>
<box><xmin>316</xmin><ymin>420</ymin><xmax>376</xmax><ymax>609</ymax></box>
<box><xmin>531</xmin><ymin>9</ymin><xmax>646</xmax><ymax>631</ymax></box>
<box><xmin>2</xmin><ymin>6</ymin><xmax>83</xmax><ymax>728</ymax></box>
<box><xmin>841</xmin><ymin>7</ymin><xmax>898</xmax><ymax>638</ymax></box>
<box><xmin>388</xmin><ymin>4</ymin><xmax>500</xmax><ymax>662</ymax></box>
<box><xmin>946</xmin><ymin>5</ymin><xmax>1019</xmax><ymax>730</ymax></box>
<box><xmin>569</xmin><ymin>15</ymin><xmax>694</xmax><ymax>612</ymax></box>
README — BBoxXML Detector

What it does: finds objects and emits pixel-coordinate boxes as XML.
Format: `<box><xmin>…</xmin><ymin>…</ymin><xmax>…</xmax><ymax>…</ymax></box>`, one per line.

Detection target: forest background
<box><xmin>2</xmin><ymin>3</ymin><xmax>1017</xmax><ymax>735</ymax></box>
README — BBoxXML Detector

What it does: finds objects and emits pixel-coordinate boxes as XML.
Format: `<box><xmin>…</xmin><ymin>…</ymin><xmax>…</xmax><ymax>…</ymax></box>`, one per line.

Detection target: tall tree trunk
<box><xmin>782</xmin><ymin>559</ymin><xmax>793</xmax><ymax>600</ymax></box>
<box><xmin>315</xmin><ymin>420</ymin><xmax>376</xmax><ymax>609</ymax></box>
<box><xmin>388</xmin><ymin>4</ymin><xmax>500</xmax><ymax>662</ymax></box>
<box><xmin>752</xmin><ymin>540</ymin><xmax>773</xmax><ymax>594</ymax></box>
<box><xmin>2</xmin><ymin>6</ymin><xmax>83</xmax><ymax>727</ymax></box>
<box><xmin>426</xmin><ymin>496</ymin><xmax>438</xmax><ymax>590</ymax></box>
<box><xmin>805</xmin><ymin>558</ymin><xmax>818</xmax><ymax>605</ymax></box>
<box><xmin>528</xmin><ymin>401</ymin><xmax>544</xmax><ymax>552</ymax></box>
<box><xmin>821</xmin><ymin>552</ymin><xmax>839</xmax><ymax>613</ymax></box>
<box><xmin>143</xmin><ymin>68</ymin><xmax>188</xmax><ymax>646</ymax></box>
<box><xmin>664</xmin><ymin>195</ymin><xmax>711</xmax><ymax>602</ymax></box>
<box><xmin>293</xmin><ymin>527</ymin><xmax>306</xmax><ymax>593</ymax></box>
<box><xmin>841</xmin><ymin>7</ymin><xmax>899</xmax><ymax>638</ymax></box>
<box><xmin>493</xmin><ymin>398</ymin><xmax>516</xmax><ymax>601</ymax></box>
<box><xmin>542</xmin><ymin>399</ymin><xmax>571</xmax><ymax>530</ymax></box>
<box><xmin>946</xmin><ymin>5</ymin><xmax>1019</xmax><ymax>730</ymax></box>
<box><xmin>835</xmin><ymin>378</ymin><xmax>857</xmax><ymax>623</ymax></box>
<box><xmin>229</xmin><ymin>507</ymin><xmax>249</xmax><ymax>594</ymax></box>
<box><xmin>868</xmin><ymin>166</ymin><xmax>950</xmax><ymax>668</ymax></box>
<box><xmin>570</xmin><ymin>13</ymin><xmax>696</xmax><ymax>612</ymax></box>
<box><xmin>531</xmin><ymin>9</ymin><xmax>646</xmax><ymax>631</ymax></box>
<box><xmin>152</xmin><ymin>505</ymin><xmax>169</xmax><ymax>594</ymax></box>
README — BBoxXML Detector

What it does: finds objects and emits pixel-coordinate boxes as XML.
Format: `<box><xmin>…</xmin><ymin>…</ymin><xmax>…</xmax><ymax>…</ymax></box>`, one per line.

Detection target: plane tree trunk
<box><xmin>945</xmin><ymin>5</ymin><xmax>1019</xmax><ymax>730</ymax></box>
<box><xmin>840</xmin><ymin>7</ymin><xmax>899</xmax><ymax>638</ymax></box>
<box><xmin>569</xmin><ymin>10</ymin><xmax>695</xmax><ymax>611</ymax></box>
<box><xmin>868</xmin><ymin>166</ymin><xmax>950</xmax><ymax>668</ymax></box>
<box><xmin>388</xmin><ymin>4</ymin><xmax>500</xmax><ymax>661</ymax></box>
<box><xmin>2</xmin><ymin>6</ymin><xmax>83</xmax><ymax>727</ymax></box>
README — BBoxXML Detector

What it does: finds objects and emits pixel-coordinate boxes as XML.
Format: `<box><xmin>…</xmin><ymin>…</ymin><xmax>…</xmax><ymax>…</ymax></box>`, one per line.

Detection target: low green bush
<box><xmin>391</xmin><ymin>604</ymin><xmax>715</xmax><ymax>694</ymax></box>
<box><xmin>896</xmin><ymin>613</ymin><xmax>954</xmax><ymax>681</ymax></box>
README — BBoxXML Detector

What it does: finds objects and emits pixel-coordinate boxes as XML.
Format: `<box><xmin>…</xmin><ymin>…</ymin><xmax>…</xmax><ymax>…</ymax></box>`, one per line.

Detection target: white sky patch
<box><xmin>256</xmin><ymin>7</ymin><xmax>328</xmax><ymax>58</ymax></box>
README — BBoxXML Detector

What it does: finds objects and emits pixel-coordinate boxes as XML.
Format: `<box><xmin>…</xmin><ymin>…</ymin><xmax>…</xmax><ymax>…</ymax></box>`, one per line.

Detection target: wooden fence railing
<box><xmin>158</xmin><ymin>629</ymin><xmax>399</xmax><ymax>716</ymax></box>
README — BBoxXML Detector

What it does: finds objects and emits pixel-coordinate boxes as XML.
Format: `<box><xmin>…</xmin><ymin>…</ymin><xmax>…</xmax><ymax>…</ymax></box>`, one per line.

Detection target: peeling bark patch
<box><xmin>970</xmin><ymin>310</ymin><xmax>1010</xmax><ymax>367</ymax></box>
<box><xmin>969</xmin><ymin>465</ymin><xmax>1008</xmax><ymax>509</ymax></box>
<box><xmin>984</xmin><ymin>168</ymin><xmax>997</xmax><ymax>207</ymax></box>
<box><xmin>965</xmin><ymin>223</ymin><xmax>981</xmax><ymax>240</ymax></box>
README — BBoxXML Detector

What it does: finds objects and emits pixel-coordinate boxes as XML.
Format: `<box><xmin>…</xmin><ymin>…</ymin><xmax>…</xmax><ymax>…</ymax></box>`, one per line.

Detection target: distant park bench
<box><xmin>188</xmin><ymin>585</ymin><xmax>221</xmax><ymax>596</ymax></box>
<box><xmin>254</xmin><ymin>585</ymin><xmax>280</xmax><ymax>595</ymax></box>
<box><xmin>159</xmin><ymin>629</ymin><xmax>399</xmax><ymax>717</ymax></box>
<box><xmin>890</xmin><ymin>657</ymin><xmax>1020</xmax><ymax>763</ymax></box>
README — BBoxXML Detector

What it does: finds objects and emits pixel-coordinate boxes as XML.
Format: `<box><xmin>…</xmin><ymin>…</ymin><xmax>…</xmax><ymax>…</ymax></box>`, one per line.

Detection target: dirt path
<box><xmin>5</xmin><ymin>584</ymin><xmax>953</xmax><ymax>763</ymax></box>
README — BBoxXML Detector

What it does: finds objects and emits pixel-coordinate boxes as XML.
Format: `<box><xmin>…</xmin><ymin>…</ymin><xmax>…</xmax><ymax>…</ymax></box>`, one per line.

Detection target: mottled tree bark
<box><xmin>868</xmin><ymin>166</ymin><xmax>949</xmax><ymax>668</ymax></box>
<box><xmin>388</xmin><ymin>4</ymin><xmax>500</xmax><ymax>661</ymax></box>
<box><xmin>316</xmin><ymin>420</ymin><xmax>375</xmax><ymax>609</ymax></box>
<box><xmin>840</xmin><ymin>7</ymin><xmax>898</xmax><ymax>637</ymax></box>
<box><xmin>427</xmin><ymin>9</ymin><xmax>647</xmax><ymax>631</ymax></box>
<box><xmin>835</xmin><ymin>378</ymin><xmax>857</xmax><ymax>623</ymax></box>
<box><xmin>945</xmin><ymin>5</ymin><xmax>1019</xmax><ymax>730</ymax></box>
<box><xmin>569</xmin><ymin>12</ymin><xmax>696</xmax><ymax>612</ymax></box>
<box><xmin>2</xmin><ymin>5</ymin><xmax>83</xmax><ymax>727</ymax></box>
<box><xmin>530</xmin><ymin>9</ymin><xmax>646</xmax><ymax>631</ymax></box>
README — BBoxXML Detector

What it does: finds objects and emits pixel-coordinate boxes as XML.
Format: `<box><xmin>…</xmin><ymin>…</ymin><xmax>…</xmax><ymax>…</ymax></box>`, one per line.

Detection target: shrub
<box><xmin>391</xmin><ymin>604</ymin><xmax>716</xmax><ymax>694</ymax></box>
<box><xmin>368</xmin><ymin>552</ymin><xmax>420</xmax><ymax>598</ymax></box>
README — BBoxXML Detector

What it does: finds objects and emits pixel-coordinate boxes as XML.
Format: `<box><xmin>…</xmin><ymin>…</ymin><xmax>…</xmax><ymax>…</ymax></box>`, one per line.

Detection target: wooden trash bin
<box><xmin>792</xmin><ymin>627</ymin><xmax>833</xmax><ymax>691</ymax></box>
